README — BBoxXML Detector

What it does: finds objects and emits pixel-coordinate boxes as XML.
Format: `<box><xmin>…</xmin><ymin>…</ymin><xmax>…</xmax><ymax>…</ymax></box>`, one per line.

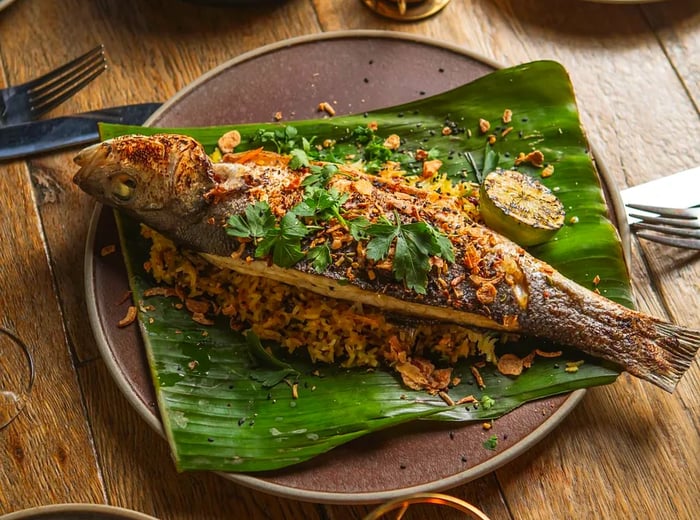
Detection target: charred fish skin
<box><xmin>73</xmin><ymin>134</ymin><xmax>700</xmax><ymax>392</ymax></box>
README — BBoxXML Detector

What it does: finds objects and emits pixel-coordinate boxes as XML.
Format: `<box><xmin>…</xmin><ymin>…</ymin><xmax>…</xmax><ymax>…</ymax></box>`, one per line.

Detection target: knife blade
<box><xmin>0</xmin><ymin>102</ymin><xmax>162</xmax><ymax>161</ymax></box>
<box><xmin>619</xmin><ymin>166</ymin><xmax>700</xmax><ymax>223</ymax></box>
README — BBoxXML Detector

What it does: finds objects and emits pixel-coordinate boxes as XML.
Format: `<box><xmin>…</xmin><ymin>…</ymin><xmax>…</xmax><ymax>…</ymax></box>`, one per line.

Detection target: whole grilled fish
<box><xmin>73</xmin><ymin>134</ymin><xmax>700</xmax><ymax>392</ymax></box>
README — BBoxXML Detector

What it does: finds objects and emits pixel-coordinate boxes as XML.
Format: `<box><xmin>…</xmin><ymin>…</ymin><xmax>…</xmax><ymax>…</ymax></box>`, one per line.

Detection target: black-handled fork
<box><xmin>0</xmin><ymin>45</ymin><xmax>107</xmax><ymax>127</ymax></box>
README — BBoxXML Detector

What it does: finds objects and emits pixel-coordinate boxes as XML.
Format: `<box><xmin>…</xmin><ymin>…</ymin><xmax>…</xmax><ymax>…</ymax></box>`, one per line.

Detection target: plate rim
<box><xmin>85</xmin><ymin>29</ymin><xmax>625</xmax><ymax>505</ymax></box>
<box><xmin>0</xmin><ymin>503</ymin><xmax>159</xmax><ymax>520</ymax></box>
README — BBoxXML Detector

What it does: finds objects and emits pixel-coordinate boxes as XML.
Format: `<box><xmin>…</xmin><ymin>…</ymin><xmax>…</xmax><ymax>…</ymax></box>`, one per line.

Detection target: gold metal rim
<box><xmin>363</xmin><ymin>492</ymin><xmax>492</xmax><ymax>519</ymax></box>
<box><xmin>361</xmin><ymin>0</ymin><xmax>451</xmax><ymax>22</ymax></box>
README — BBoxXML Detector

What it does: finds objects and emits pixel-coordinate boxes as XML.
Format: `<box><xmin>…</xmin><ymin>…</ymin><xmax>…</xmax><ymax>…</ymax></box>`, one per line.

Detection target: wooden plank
<box><xmin>0</xmin><ymin>161</ymin><xmax>104</xmax><ymax>512</ymax></box>
<box><xmin>643</xmin><ymin>2</ymin><xmax>700</xmax><ymax>109</ymax></box>
<box><xmin>78</xmin><ymin>358</ymin><xmax>324</xmax><ymax>519</ymax></box>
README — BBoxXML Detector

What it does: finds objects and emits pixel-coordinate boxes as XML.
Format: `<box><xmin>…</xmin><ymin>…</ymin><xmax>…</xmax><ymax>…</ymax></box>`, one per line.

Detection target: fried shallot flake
<box><xmin>502</xmin><ymin>109</ymin><xmax>513</xmax><ymax>124</ymax></box>
<box><xmin>470</xmin><ymin>365</ymin><xmax>485</xmax><ymax>388</ymax></box>
<box><xmin>100</xmin><ymin>244</ymin><xmax>116</xmax><ymax>256</ymax></box>
<box><xmin>383</xmin><ymin>134</ymin><xmax>401</xmax><ymax>150</ymax></box>
<box><xmin>479</xmin><ymin>118</ymin><xmax>490</xmax><ymax>133</ymax></box>
<box><xmin>217</xmin><ymin>130</ymin><xmax>242</xmax><ymax>153</ymax></box>
<box><xmin>118</xmin><ymin>305</ymin><xmax>137</xmax><ymax>328</ymax></box>
<box><xmin>497</xmin><ymin>353</ymin><xmax>524</xmax><ymax>376</ymax></box>
<box><xmin>318</xmin><ymin>101</ymin><xmax>336</xmax><ymax>116</ymax></box>
<box><xmin>515</xmin><ymin>150</ymin><xmax>545</xmax><ymax>168</ymax></box>
<box><xmin>535</xmin><ymin>349</ymin><xmax>563</xmax><ymax>358</ymax></box>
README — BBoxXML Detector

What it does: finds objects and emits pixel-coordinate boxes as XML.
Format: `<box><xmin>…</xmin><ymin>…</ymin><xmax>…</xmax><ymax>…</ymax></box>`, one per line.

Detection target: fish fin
<box><xmin>645</xmin><ymin>321</ymin><xmax>700</xmax><ymax>393</ymax></box>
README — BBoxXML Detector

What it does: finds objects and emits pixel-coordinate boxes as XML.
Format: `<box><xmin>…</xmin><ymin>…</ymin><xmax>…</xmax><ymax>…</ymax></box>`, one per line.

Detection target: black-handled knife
<box><xmin>0</xmin><ymin>102</ymin><xmax>162</xmax><ymax>161</ymax></box>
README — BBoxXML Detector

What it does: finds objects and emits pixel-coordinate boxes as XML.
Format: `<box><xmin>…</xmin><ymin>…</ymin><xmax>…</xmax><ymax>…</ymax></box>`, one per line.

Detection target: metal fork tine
<box><xmin>632</xmin><ymin>222</ymin><xmax>700</xmax><ymax>238</ymax></box>
<box><xmin>628</xmin><ymin>213</ymin><xmax>700</xmax><ymax>229</ymax></box>
<box><xmin>626</xmin><ymin>203</ymin><xmax>697</xmax><ymax>220</ymax></box>
<box><xmin>28</xmin><ymin>52</ymin><xmax>106</xmax><ymax>101</ymax></box>
<box><xmin>28</xmin><ymin>61</ymin><xmax>107</xmax><ymax>117</ymax></box>
<box><xmin>635</xmin><ymin>231</ymin><xmax>700</xmax><ymax>251</ymax></box>
<box><xmin>18</xmin><ymin>45</ymin><xmax>105</xmax><ymax>91</ymax></box>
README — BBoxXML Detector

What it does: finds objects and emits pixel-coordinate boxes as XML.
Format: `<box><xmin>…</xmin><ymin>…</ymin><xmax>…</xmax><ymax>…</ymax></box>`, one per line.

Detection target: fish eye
<box><xmin>111</xmin><ymin>174</ymin><xmax>137</xmax><ymax>202</ymax></box>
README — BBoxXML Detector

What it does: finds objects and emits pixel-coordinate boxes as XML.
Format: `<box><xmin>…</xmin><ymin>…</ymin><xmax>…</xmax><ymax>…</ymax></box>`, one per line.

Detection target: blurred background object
<box><xmin>361</xmin><ymin>0</ymin><xmax>451</xmax><ymax>21</ymax></box>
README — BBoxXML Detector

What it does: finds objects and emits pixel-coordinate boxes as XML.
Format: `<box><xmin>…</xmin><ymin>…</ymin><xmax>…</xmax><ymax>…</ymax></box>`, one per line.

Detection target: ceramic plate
<box><xmin>0</xmin><ymin>504</ymin><xmax>158</xmax><ymax>520</ymax></box>
<box><xmin>85</xmin><ymin>30</ymin><xmax>626</xmax><ymax>504</ymax></box>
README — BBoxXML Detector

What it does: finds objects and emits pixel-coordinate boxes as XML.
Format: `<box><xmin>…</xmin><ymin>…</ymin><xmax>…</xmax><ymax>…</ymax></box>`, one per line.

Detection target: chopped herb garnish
<box><xmin>480</xmin><ymin>394</ymin><xmax>496</xmax><ymax>410</ymax></box>
<box><xmin>483</xmin><ymin>434</ymin><xmax>498</xmax><ymax>451</ymax></box>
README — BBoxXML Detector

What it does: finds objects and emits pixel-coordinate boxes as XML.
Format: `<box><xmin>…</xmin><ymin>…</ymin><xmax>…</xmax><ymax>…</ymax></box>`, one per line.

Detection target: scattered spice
<box><xmin>541</xmin><ymin>164</ymin><xmax>554</xmax><ymax>178</ymax></box>
<box><xmin>569</xmin><ymin>216</ymin><xmax>580</xmax><ymax>225</ymax></box>
<box><xmin>482</xmin><ymin>422</ymin><xmax>492</xmax><ymax>430</ymax></box>
<box><xmin>292</xmin><ymin>382</ymin><xmax>299</xmax><ymax>399</ymax></box>
<box><xmin>593</xmin><ymin>275</ymin><xmax>601</xmax><ymax>286</ymax></box>
<box><xmin>273</xmin><ymin>111</ymin><xmax>283</xmax><ymax>121</ymax></box>
<box><xmin>441</xmin><ymin>126</ymin><xmax>453</xmax><ymax>136</ymax></box>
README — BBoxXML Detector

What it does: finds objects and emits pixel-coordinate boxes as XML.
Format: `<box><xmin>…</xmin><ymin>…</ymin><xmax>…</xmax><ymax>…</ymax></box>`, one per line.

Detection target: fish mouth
<box><xmin>72</xmin><ymin>141</ymin><xmax>112</xmax><ymax>195</ymax></box>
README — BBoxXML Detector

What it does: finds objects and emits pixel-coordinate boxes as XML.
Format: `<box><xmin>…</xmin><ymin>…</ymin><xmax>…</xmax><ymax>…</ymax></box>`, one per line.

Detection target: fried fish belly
<box><xmin>73</xmin><ymin>134</ymin><xmax>700</xmax><ymax>392</ymax></box>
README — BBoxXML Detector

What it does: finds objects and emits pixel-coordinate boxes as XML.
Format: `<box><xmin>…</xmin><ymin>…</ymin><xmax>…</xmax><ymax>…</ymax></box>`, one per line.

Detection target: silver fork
<box><xmin>627</xmin><ymin>204</ymin><xmax>700</xmax><ymax>250</ymax></box>
<box><xmin>0</xmin><ymin>45</ymin><xmax>107</xmax><ymax>126</ymax></box>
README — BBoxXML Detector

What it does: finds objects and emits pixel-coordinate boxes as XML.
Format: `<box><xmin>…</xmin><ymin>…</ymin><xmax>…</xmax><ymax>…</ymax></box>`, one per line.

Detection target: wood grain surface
<box><xmin>0</xmin><ymin>0</ymin><xmax>698</xmax><ymax>519</ymax></box>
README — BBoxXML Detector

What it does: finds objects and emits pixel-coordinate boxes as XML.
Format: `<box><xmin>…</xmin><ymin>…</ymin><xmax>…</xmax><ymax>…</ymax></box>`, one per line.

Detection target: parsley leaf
<box><xmin>365</xmin><ymin>217</ymin><xmax>401</xmax><ymax>262</ymax></box>
<box><xmin>364</xmin><ymin>214</ymin><xmax>454</xmax><ymax>294</ymax></box>
<box><xmin>306</xmin><ymin>244</ymin><xmax>332</xmax><ymax>273</ymax></box>
<box><xmin>226</xmin><ymin>201</ymin><xmax>275</xmax><ymax>239</ymax></box>
<box><xmin>348</xmin><ymin>217</ymin><xmax>371</xmax><ymax>241</ymax></box>
<box><xmin>288</xmin><ymin>148</ymin><xmax>310</xmax><ymax>170</ymax></box>
<box><xmin>301</xmin><ymin>163</ymin><xmax>338</xmax><ymax>189</ymax></box>
<box><xmin>255</xmin><ymin>213</ymin><xmax>309</xmax><ymax>268</ymax></box>
<box><xmin>293</xmin><ymin>187</ymin><xmax>348</xmax><ymax>224</ymax></box>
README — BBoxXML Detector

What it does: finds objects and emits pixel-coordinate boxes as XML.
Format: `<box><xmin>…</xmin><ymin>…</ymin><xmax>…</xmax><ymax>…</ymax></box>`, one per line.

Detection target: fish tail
<box><xmin>641</xmin><ymin>321</ymin><xmax>700</xmax><ymax>392</ymax></box>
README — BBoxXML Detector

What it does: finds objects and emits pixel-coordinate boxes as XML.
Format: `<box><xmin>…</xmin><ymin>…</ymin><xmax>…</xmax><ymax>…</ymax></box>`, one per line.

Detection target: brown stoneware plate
<box><xmin>0</xmin><ymin>504</ymin><xmax>159</xmax><ymax>520</ymax></box>
<box><xmin>84</xmin><ymin>30</ymin><xmax>626</xmax><ymax>504</ymax></box>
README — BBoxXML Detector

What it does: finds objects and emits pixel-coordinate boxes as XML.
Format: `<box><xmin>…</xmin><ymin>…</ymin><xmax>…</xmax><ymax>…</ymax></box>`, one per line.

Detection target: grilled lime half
<box><xmin>479</xmin><ymin>168</ymin><xmax>565</xmax><ymax>246</ymax></box>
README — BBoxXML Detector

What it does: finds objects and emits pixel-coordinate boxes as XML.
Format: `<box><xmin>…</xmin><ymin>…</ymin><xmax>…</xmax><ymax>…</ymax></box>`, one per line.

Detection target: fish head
<box><xmin>73</xmin><ymin>134</ymin><xmax>216</xmax><ymax>232</ymax></box>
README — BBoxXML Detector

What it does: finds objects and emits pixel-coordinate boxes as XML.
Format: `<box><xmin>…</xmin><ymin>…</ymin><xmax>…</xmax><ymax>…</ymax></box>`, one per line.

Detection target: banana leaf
<box><xmin>101</xmin><ymin>60</ymin><xmax>629</xmax><ymax>472</ymax></box>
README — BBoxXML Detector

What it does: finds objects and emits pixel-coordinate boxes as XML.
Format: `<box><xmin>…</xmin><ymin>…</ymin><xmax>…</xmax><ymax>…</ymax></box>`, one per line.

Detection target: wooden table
<box><xmin>1</xmin><ymin>0</ymin><xmax>698</xmax><ymax>518</ymax></box>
